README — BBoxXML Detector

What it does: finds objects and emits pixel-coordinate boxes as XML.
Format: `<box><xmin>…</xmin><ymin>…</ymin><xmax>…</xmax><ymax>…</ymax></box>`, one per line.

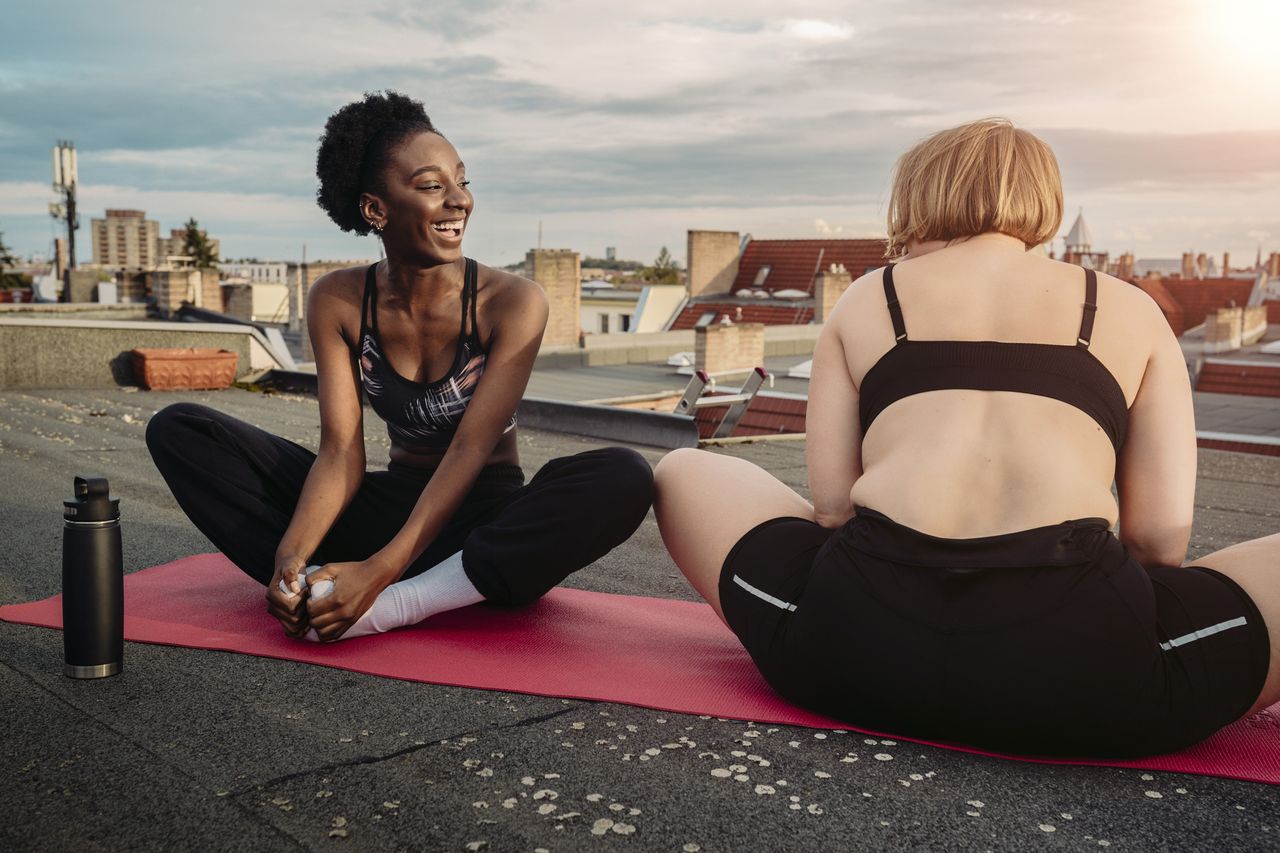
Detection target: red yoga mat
<box><xmin>3</xmin><ymin>553</ymin><xmax>1278</xmax><ymax>785</ymax></box>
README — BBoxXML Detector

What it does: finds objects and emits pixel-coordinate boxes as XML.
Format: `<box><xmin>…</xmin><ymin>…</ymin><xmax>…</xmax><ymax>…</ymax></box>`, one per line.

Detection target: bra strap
<box><xmin>1077</xmin><ymin>268</ymin><xmax>1098</xmax><ymax>349</ymax></box>
<box><xmin>464</xmin><ymin>257</ymin><xmax>479</xmax><ymax>340</ymax></box>
<box><xmin>882</xmin><ymin>264</ymin><xmax>908</xmax><ymax>343</ymax></box>
<box><xmin>360</xmin><ymin>263</ymin><xmax>378</xmax><ymax>339</ymax></box>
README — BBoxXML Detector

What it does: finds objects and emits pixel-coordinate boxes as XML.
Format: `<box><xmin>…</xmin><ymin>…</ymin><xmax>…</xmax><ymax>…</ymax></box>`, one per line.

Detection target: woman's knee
<box><xmin>591</xmin><ymin>446</ymin><xmax>655</xmax><ymax>523</ymax></box>
<box><xmin>144</xmin><ymin>402</ymin><xmax>213</xmax><ymax>453</ymax></box>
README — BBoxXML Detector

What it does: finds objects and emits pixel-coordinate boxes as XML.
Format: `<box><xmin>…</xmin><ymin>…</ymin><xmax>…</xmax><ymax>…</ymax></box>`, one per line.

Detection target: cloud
<box><xmin>1</xmin><ymin>0</ymin><xmax>1278</xmax><ymax>265</ymax></box>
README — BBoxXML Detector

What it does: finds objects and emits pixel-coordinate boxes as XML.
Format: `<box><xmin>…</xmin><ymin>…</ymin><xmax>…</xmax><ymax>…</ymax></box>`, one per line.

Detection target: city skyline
<box><xmin>2</xmin><ymin>0</ymin><xmax>1278</xmax><ymax>267</ymax></box>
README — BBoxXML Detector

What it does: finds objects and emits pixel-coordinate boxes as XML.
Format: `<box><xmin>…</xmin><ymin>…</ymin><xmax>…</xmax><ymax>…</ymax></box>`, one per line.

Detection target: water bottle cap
<box><xmin>64</xmin><ymin>475</ymin><xmax>120</xmax><ymax>522</ymax></box>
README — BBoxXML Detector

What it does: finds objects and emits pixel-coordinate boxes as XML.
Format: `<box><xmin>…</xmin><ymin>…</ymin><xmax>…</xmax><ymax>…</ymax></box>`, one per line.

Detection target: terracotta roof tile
<box><xmin>1158</xmin><ymin>278</ymin><xmax>1256</xmax><ymax>330</ymax></box>
<box><xmin>669</xmin><ymin>302</ymin><xmax>814</xmax><ymax>330</ymax></box>
<box><xmin>1129</xmin><ymin>278</ymin><xmax>1186</xmax><ymax>336</ymax></box>
<box><xmin>732</xmin><ymin>238</ymin><xmax>888</xmax><ymax>296</ymax></box>
<box><xmin>1195</xmin><ymin>363</ymin><xmax>1280</xmax><ymax>398</ymax></box>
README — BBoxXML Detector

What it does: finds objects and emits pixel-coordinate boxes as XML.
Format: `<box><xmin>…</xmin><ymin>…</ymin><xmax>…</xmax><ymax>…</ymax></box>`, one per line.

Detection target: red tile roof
<box><xmin>732</xmin><ymin>238</ymin><xmax>888</xmax><ymax>296</ymax></box>
<box><xmin>691</xmin><ymin>393</ymin><xmax>808</xmax><ymax>438</ymax></box>
<box><xmin>669</xmin><ymin>302</ymin><xmax>814</xmax><ymax>331</ymax></box>
<box><xmin>1129</xmin><ymin>278</ymin><xmax>1187</xmax><ymax>336</ymax></box>
<box><xmin>1158</xmin><ymin>278</ymin><xmax>1256</xmax><ymax>331</ymax></box>
<box><xmin>1195</xmin><ymin>362</ymin><xmax>1280</xmax><ymax>398</ymax></box>
<box><xmin>1197</xmin><ymin>437</ymin><xmax>1280</xmax><ymax>457</ymax></box>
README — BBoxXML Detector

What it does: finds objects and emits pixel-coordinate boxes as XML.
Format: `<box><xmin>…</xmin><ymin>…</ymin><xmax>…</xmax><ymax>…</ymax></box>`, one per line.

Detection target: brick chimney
<box><xmin>813</xmin><ymin>264</ymin><xmax>852</xmax><ymax>323</ymax></box>
<box><xmin>528</xmin><ymin>248</ymin><xmax>581</xmax><ymax>348</ymax></box>
<box><xmin>1270</xmin><ymin>252</ymin><xmax>1280</xmax><ymax>277</ymax></box>
<box><xmin>1180</xmin><ymin>253</ymin><xmax>1195</xmax><ymax>279</ymax></box>
<box><xmin>687</xmin><ymin>230</ymin><xmax>741</xmax><ymax>298</ymax></box>
<box><xmin>1196</xmin><ymin>253</ymin><xmax>1208</xmax><ymax>279</ymax></box>
<box><xmin>695</xmin><ymin>323</ymin><xmax>764</xmax><ymax>375</ymax></box>
<box><xmin>1223</xmin><ymin>252</ymin><xmax>1230</xmax><ymax>277</ymax></box>
<box><xmin>1115</xmin><ymin>252</ymin><xmax>1134</xmax><ymax>280</ymax></box>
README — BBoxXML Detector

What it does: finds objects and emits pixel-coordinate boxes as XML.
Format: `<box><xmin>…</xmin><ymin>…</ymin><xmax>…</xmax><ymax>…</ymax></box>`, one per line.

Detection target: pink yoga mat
<box><xmin>3</xmin><ymin>553</ymin><xmax>1278</xmax><ymax>785</ymax></box>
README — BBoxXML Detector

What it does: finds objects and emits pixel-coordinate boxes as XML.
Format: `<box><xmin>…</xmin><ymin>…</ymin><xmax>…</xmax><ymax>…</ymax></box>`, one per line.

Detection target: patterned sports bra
<box><xmin>358</xmin><ymin>258</ymin><xmax>515</xmax><ymax>451</ymax></box>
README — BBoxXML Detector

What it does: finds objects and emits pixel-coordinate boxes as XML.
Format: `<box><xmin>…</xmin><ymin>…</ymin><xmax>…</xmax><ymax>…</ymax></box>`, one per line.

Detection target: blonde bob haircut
<box><xmin>886</xmin><ymin>118</ymin><xmax>1063</xmax><ymax>259</ymax></box>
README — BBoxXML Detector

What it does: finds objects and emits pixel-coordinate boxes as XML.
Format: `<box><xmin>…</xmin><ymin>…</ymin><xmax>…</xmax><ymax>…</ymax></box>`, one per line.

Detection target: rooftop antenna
<box><xmin>50</xmin><ymin>140</ymin><xmax>79</xmax><ymax>272</ymax></box>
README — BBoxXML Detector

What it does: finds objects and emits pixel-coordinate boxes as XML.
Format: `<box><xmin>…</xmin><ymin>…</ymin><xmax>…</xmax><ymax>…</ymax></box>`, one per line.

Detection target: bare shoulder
<box><xmin>307</xmin><ymin>264</ymin><xmax>369</xmax><ymax>311</ymax></box>
<box><xmin>475</xmin><ymin>264</ymin><xmax>549</xmax><ymax>315</ymax></box>
<box><xmin>1093</xmin><ymin>268</ymin><xmax>1169</xmax><ymax>331</ymax></box>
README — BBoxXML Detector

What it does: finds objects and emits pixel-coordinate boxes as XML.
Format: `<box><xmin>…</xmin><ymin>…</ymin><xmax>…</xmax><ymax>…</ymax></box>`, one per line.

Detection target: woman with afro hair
<box><xmin>147</xmin><ymin>91</ymin><xmax>654</xmax><ymax>641</ymax></box>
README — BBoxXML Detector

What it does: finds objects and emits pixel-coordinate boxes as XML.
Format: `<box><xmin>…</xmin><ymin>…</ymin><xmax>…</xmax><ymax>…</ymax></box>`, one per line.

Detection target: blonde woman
<box><xmin>654</xmin><ymin>119</ymin><xmax>1275</xmax><ymax>757</ymax></box>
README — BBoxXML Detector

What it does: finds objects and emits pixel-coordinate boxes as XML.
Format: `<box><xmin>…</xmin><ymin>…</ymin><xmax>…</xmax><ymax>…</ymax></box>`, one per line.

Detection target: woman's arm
<box><xmin>1115</xmin><ymin>296</ymin><xmax>1197</xmax><ymax>568</ymax></box>
<box><xmin>806</xmin><ymin>297</ymin><xmax>864</xmax><ymax>528</ymax></box>
<box><xmin>269</xmin><ymin>274</ymin><xmax>366</xmax><ymax>596</ymax></box>
<box><xmin>306</xmin><ymin>275</ymin><xmax>548</xmax><ymax>639</ymax></box>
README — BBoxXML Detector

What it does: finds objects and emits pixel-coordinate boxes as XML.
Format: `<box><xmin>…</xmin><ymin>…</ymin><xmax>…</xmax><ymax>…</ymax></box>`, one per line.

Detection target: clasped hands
<box><xmin>265</xmin><ymin>555</ymin><xmax>396</xmax><ymax>642</ymax></box>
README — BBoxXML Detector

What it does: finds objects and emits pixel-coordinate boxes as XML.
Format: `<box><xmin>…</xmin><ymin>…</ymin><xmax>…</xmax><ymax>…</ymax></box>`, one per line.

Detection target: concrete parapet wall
<box><xmin>533</xmin><ymin>325</ymin><xmax>819</xmax><ymax>369</ymax></box>
<box><xmin>0</xmin><ymin>303</ymin><xmax>150</xmax><ymax>321</ymax></box>
<box><xmin>0</xmin><ymin>318</ymin><xmax>276</xmax><ymax>390</ymax></box>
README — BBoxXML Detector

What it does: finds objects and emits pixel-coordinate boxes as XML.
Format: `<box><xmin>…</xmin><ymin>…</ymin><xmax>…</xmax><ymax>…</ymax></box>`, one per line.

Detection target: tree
<box><xmin>182</xmin><ymin>218</ymin><xmax>219</xmax><ymax>268</ymax></box>
<box><xmin>0</xmin><ymin>231</ymin><xmax>21</xmax><ymax>288</ymax></box>
<box><xmin>642</xmin><ymin>246</ymin><xmax>680</xmax><ymax>284</ymax></box>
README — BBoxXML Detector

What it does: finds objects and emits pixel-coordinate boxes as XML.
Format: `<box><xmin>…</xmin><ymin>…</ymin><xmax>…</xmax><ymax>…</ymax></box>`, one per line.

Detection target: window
<box><xmin>694</xmin><ymin>311</ymin><xmax>717</xmax><ymax>328</ymax></box>
<box><xmin>753</xmin><ymin>265</ymin><xmax>772</xmax><ymax>286</ymax></box>
<box><xmin>620</xmin><ymin>313</ymin><xmax>632</xmax><ymax>332</ymax></box>
<box><xmin>599</xmin><ymin>314</ymin><xmax>609</xmax><ymax>333</ymax></box>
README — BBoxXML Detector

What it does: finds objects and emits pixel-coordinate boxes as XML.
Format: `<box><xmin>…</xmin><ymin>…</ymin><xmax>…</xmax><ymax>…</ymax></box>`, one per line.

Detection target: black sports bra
<box><xmin>858</xmin><ymin>264</ymin><xmax>1129</xmax><ymax>451</ymax></box>
<box><xmin>358</xmin><ymin>258</ymin><xmax>514</xmax><ymax>450</ymax></box>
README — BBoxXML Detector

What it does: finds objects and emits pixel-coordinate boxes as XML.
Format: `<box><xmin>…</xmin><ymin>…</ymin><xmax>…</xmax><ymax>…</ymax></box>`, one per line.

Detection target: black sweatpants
<box><xmin>145</xmin><ymin>402</ymin><xmax>654</xmax><ymax>605</ymax></box>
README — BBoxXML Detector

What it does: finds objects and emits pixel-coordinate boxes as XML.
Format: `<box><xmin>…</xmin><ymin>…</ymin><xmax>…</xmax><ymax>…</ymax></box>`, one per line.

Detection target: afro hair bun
<box><xmin>315</xmin><ymin>91</ymin><xmax>438</xmax><ymax>235</ymax></box>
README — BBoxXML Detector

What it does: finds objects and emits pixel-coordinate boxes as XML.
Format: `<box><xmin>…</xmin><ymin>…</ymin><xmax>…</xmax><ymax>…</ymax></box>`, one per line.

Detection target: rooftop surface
<box><xmin>2</xmin><ymin>387</ymin><xmax>1279</xmax><ymax>851</ymax></box>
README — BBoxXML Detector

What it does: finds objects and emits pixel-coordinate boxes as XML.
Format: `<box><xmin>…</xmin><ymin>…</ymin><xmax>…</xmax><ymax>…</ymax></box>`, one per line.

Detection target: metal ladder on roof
<box><xmin>673</xmin><ymin>367</ymin><xmax>770</xmax><ymax>439</ymax></box>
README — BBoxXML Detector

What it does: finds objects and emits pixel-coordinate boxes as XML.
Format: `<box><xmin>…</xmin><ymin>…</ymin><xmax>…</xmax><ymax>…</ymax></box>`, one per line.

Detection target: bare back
<box><xmin>810</xmin><ymin>238</ymin><xmax>1195</xmax><ymax>544</ymax></box>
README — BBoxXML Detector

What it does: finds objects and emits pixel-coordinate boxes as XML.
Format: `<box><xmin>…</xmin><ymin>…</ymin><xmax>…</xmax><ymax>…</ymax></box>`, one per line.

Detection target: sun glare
<box><xmin>1206</xmin><ymin>0</ymin><xmax>1280</xmax><ymax>60</ymax></box>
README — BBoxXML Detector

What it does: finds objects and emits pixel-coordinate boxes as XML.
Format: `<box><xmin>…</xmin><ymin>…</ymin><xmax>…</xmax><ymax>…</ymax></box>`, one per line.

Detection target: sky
<box><xmin>1</xmin><ymin>0</ymin><xmax>1278</xmax><ymax>268</ymax></box>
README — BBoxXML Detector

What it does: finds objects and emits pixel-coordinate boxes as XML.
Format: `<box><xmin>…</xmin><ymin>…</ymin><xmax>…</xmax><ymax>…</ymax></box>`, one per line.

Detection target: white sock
<box><xmin>303</xmin><ymin>551</ymin><xmax>483</xmax><ymax>642</ymax></box>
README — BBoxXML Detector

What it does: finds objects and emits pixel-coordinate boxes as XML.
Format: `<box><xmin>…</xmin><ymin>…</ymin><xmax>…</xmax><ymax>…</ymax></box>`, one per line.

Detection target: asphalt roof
<box><xmin>2</xmin><ymin>387</ymin><xmax>1279</xmax><ymax>851</ymax></box>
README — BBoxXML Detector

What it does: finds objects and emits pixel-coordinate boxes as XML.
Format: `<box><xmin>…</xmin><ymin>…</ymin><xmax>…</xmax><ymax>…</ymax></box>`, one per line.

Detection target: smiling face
<box><xmin>361</xmin><ymin>131</ymin><xmax>473</xmax><ymax>266</ymax></box>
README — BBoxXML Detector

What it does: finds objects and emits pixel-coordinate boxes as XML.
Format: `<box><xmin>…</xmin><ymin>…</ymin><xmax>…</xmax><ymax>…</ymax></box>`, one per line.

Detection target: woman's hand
<box><xmin>305</xmin><ymin>557</ymin><xmax>398</xmax><ymax>642</ymax></box>
<box><xmin>266</xmin><ymin>554</ymin><xmax>310</xmax><ymax>638</ymax></box>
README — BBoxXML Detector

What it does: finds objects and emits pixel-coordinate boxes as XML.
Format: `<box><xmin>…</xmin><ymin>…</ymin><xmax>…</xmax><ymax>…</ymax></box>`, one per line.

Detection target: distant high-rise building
<box><xmin>605</xmin><ymin>246</ymin><xmax>617</xmax><ymax>261</ymax></box>
<box><xmin>91</xmin><ymin>209</ymin><xmax>159</xmax><ymax>270</ymax></box>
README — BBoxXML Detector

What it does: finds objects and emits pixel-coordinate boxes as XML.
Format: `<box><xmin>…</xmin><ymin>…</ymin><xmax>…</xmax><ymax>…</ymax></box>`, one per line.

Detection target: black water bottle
<box><xmin>62</xmin><ymin>475</ymin><xmax>123</xmax><ymax>679</ymax></box>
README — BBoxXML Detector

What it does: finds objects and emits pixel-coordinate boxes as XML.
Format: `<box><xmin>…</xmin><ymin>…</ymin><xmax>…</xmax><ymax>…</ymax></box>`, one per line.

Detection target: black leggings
<box><xmin>145</xmin><ymin>402</ymin><xmax>654</xmax><ymax>605</ymax></box>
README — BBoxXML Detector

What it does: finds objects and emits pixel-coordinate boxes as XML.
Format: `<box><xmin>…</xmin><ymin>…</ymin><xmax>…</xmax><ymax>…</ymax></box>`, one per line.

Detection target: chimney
<box><xmin>1115</xmin><ymin>252</ymin><xmax>1134</xmax><ymax>280</ymax></box>
<box><xmin>1223</xmin><ymin>252</ymin><xmax>1230</xmax><ymax>277</ymax></box>
<box><xmin>528</xmin><ymin>248</ymin><xmax>581</xmax><ymax>348</ymax></box>
<box><xmin>813</xmin><ymin>264</ymin><xmax>852</xmax><ymax>323</ymax></box>
<box><xmin>1180</xmin><ymin>252</ymin><xmax>1195</xmax><ymax>279</ymax></box>
<box><xmin>1196</xmin><ymin>253</ymin><xmax>1208</xmax><ymax>279</ymax></box>
<box><xmin>1269</xmin><ymin>252</ymin><xmax>1280</xmax><ymax>278</ymax></box>
<box><xmin>695</xmin><ymin>322</ymin><xmax>764</xmax><ymax>375</ymax></box>
<box><xmin>686</xmin><ymin>230</ymin><xmax>741</xmax><ymax>298</ymax></box>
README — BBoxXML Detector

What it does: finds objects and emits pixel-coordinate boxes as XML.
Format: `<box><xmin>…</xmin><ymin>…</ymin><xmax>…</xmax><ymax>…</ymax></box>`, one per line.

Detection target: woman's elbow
<box><xmin>1120</xmin><ymin>531</ymin><xmax>1190</xmax><ymax>569</ymax></box>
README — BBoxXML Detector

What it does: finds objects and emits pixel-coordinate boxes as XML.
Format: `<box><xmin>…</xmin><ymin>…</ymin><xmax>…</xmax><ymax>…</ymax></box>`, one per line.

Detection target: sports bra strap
<box><xmin>1077</xmin><ymin>268</ymin><xmax>1098</xmax><ymax>350</ymax></box>
<box><xmin>361</xmin><ymin>263</ymin><xmax>378</xmax><ymax>338</ymax></box>
<box><xmin>882</xmin><ymin>264</ymin><xmax>908</xmax><ymax>343</ymax></box>
<box><xmin>464</xmin><ymin>258</ymin><xmax>479</xmax><ymax>340</ymax></box>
